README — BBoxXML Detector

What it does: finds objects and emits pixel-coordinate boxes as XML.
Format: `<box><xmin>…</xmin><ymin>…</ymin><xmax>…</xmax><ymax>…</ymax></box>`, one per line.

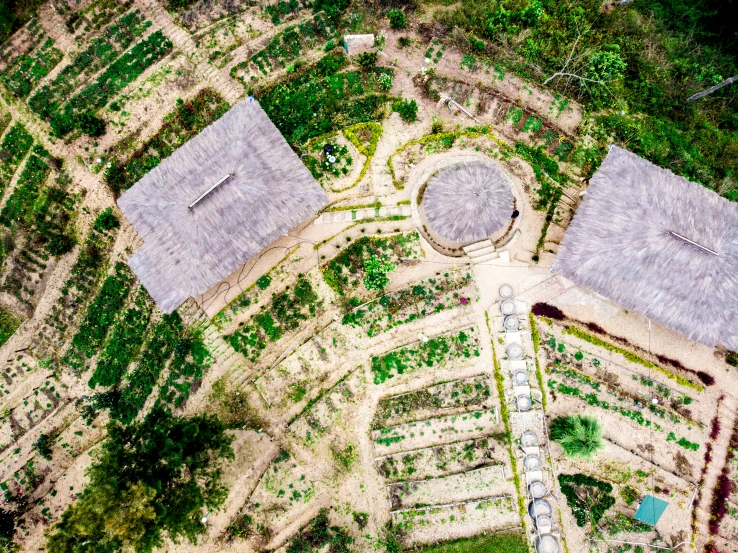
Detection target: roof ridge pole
<box><xmin>667</xmin><ymin>231</ymin><xmax>718</xmax><ymax>256</ymax></box>
<box><xmin>188</xmin><ymin>174</ymin><xmax>232</xmax><ymax>209</ymax></box>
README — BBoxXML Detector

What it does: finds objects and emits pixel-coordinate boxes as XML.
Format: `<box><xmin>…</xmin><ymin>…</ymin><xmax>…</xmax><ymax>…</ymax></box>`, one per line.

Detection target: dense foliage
<box><xmin>550</xmin><ymin>414</ymin><xmax>604</xmax><ymax>458</ymax></box>
<box><xmin>558</xmin><ymin>473</ymin><xmax>616</xmax><ymax>527</ymax></box>
<box><xmin>46</xmin><ymin>408</ymin><xmax>234</xmax><ymax>553</ymax></box>
<box><xmin>260</xmin><ymin>51</ymin><xmax>392</xmax><ymax>146</ymax></box>
<box><xmin>285</xmin><ymin>508</ymin><xmax>353</xmax><ymax>553</ymax></box>
<box><xmin>363</xmin><ymin>254</ymin><xmax>395</xmax><ymax>291</ymax></box>
<box><xmin>435</xmin><ymin>0</ymin><xmax>738</xmax><ymax>197</ymax></box>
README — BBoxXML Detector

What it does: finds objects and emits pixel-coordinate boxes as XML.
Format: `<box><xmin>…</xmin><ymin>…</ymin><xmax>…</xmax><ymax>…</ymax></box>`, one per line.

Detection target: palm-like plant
<box><xmin>550</xmin><ymin>415</ymin><xmax>604</xmax><ymax>459</ymax></box>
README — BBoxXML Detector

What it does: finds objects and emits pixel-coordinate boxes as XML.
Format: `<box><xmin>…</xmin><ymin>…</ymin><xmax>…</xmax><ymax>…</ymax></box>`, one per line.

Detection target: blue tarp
<box><xmin>634</xmin><ymin>495</ymin><xmax>669</xmax><ymax>526</ymax></box>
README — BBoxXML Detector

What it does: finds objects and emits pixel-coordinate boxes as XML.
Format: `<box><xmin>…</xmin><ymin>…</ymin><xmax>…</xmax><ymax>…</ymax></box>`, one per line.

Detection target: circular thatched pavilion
<box><xmin>421</xmin><ymin>161</ymin><xmax>514</xmax><ymax>243</ymax></box>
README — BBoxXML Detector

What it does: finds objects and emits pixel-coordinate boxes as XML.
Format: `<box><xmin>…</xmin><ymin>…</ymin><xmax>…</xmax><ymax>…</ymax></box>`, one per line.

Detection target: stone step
<box><xmin>463</xmin><ymin>240</ymin><xmax>494</xmax><ymax>255</ymax></box>
<box><xmin>471</xmin><ymin>251</ymin><xmax>499</xmax><ymax>265</ymax></box>
<box><xmin>467</xmin><ymin>245</ymin><xmax>497</xmax><ymax>259</ymax></box>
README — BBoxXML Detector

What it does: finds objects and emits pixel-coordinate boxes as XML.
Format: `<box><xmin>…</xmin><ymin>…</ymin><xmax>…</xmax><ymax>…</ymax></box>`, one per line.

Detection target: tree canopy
<box><xmin>46</xmin><ymin>408</ymin><xmax>234</xmax><ymax>553</ymax></box>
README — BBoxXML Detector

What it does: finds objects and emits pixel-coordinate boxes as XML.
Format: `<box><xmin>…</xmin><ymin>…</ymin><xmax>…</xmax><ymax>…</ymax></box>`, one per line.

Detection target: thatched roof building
<box><xmin>422</xmin><ymin>161</ymin><xmax>514</xmax><ymax>243</ymax></box>
<box><xmin>554</xmin><ymin>146</ymin><xmax>738</xmax><ymax>350</ymax></box>
<box><xmin>118</xmin><ymin>100</ymin><xmax>328</xmax><ymax>314</ymax></box>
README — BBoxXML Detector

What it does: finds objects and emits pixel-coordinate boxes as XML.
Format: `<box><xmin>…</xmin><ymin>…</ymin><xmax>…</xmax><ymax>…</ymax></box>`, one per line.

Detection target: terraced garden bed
<box><xmin>388</xmin><ymin>464</ymin><xmax>507</xmax><ymax>510</ymax></box>
<box><xmin>377</xmin><ymin>436</ymin><xmax>507</xmax><ymax>483</ymax></box>
<box><xmin>370</xmin><ymin>328</ymin><xmax>482</xmax><ymax>385</ymax></box>
<box><xmin>374</xmin><ymin>374</ymin><xmax>493</xmax><ymax>428</ymax></box>
<box><xmin>230</xmin><ymin>14</ymin><xmax>335</xmax><ymax>87</ymax></box>
<box><xmin>373</xmin><ymin>408</ymin><xmax>499</xmax><ymax>456</ymax></box>
<box><xmin>0</xmin><ymin>123</ymin><xmax>33</xmax><ymax>195</ymax></box>
<box><xmin>322</xmin><ymin>231</ymin><xmax>421</xmax><ymax>297</ymax></box>
<box><xmin>342</xmin><ymin>272</ymin><xmax>476</xmax><ymax>337</ymax></box>
<box><xmin>392</xmin><ymin>496</ymin><xmax>517</xmax><ymax>546</ymax></box>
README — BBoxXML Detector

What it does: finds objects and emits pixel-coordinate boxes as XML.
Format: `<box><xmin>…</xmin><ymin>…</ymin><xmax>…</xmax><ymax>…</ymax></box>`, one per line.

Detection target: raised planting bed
<box><xmin>373</xmin><ymin>409</ymin><xmax>499</xmax><ymax>457</ymax></box>
<box><xmin>288</xmin><ymin>367</ymin><xmax>366</xmax><ymax>446</ymax></box>
<box><xmin>322</xmin><ymin>231</ymin><xmax>421</xmax><ymax>297</ymax></box>
<box><xmin>377</xmin><ymin>436</ymin><xmax>508</xmax><ymax>483</ymax></box>
<box><xmin>392</xmin><ymin>496</ymin><xmax>517</xmax><ymax>547</ymax></box>
<box><xmin>225</xmin><ymin>273</ymin><xmax>322</xmax><ymax>363</ymax></box>
<box><xmin>371</xmin><ymin>328</ymin><xmax>482</xmax><ymax>385</ymax></box>
<box><xmin>388</xmin><ymin>464</ymin><xmax>508</xmax><ymax>510</ymax></box>
<box><xmin>374</xmin><ymin>374</ymin><xmax>493</xmax><ymax>429</ymax></box>
<box><xmin>88</xmin><ymin>287</ymin><xmax>154</xmax><ymax>389</ymax></box>
<box><xmin>104</xmin><ymin>88</ymin><xmax>229</xmax><ymax>195</ymax></box>
<box><xmin>0</xmin><ymin>144</ymin><xmax>52</xmax><ymax>229</ymax></box>
<box><xmin>343</xmin><ymin>272</ymin><xmax>476</xmax><ymax>337</ymax></box>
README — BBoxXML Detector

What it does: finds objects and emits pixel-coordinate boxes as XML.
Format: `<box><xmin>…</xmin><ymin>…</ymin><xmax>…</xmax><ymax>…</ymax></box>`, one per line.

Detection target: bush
<box><xmin>76</xmin><ymin>111</ymin><xmax>106</xmax><ymax>137</ymax></box>
<box><xmin>363</xmin><ymin>254</ymin><xmax>395</xmax><ymax>291</ymax></box>
<box><xmin>398</xmin><ymin>36</ymin><xmax>412</xmax><ymax>48</ymax></box>
<box><xmin>356</xmin><ymin>51</ymin><xmax>378</xmax><ymax>68</ymax></box>
<box><xmin>388</xmin><ymin>9</ymin><xmax>407</xmax><ymax>29</ymax></box>
<box><xmin>324</xmin><ymin>39</ymin><xmax>336</xmax><ymax>51</ymax></box>
<box><xmin>469</xmin><ymin>36</ymin><xmax>485</xmax><ymax>51</ymax></box>
<box><xmin>93</xmin><ymin>207</ymin><xmax>120</xmax><ymax>231</ymax></box>
<box><xmin>256</xmin><ymin>275</ymin><xmax>272</xmax><ymax>289</ymax></box>
<box><xmin>33</xmin><ymin>433</ymin><xmax>53</xmax><ymax>460</ymax></box>
<box><xmin>392</xmin><ymin>98</ymin><xmax>418</xmax><ymax>123</ymax></box>
<box><xmin>550</xmin><ymin>415</ymin><xmax>604</xmax><ymax>458</ymax></box>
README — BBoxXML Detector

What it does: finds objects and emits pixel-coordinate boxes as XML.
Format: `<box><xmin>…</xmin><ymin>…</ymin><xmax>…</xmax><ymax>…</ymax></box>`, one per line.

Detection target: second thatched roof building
<box><xmin>118</xmin><ymin>99</ymin><xmax>328</xmax><ymax>314</ymax></box>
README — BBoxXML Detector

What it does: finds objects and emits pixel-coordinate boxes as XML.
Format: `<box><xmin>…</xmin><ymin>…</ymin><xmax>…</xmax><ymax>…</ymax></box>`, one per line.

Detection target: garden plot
<box><xmin>245</xmin><ymin>449</ymin><xmax>323</xmax><ymax>531</ymax></box>
<box><xmin>377</xmin><ymin>436</ymin><xmax>509</xmax><ymax>483</ymax></box>
<box><xmin>369</xmin><ymin>327</ymin><xmax>482</xmax><ymax>386</ymax></box>
<box><xmin>393</xmin><ymin>496</ymin><xmax>518</xmax><ymax>547</ymax></box>
<box><xmin>222</xmin><ymin>270</ymin><xmax>333</xmax><ymax>369</ymax></box>
<box><xmin>229</xmin><ymin>14</ymin><xmax>336</xmax><ymax>87</ymax></box>
<box><xmin>321</xmin><ymin>231</ymin><xmax>422</xmax><ymax>300</ymax></box>
<box><xmin>388</xmin><ymin>464</ymin><xmax>508</xmax><ymax>510</ymax></box>
<box><xmin>373</xmin><ymin>409</ymin><xmax>499</xmax><ymax>457</ymax></box>
<box><xmin>550</xmin><ymin>437</ymin><xmax>695</xmax><ymax>549</ymax></box>
<box><xmin>288</xmin><ymin>367</ymin><xmax>367</xmax><ymax>448</ymax></box>
<box><xmin>341</xmin><ymin>271</ymin><xmax>477</xmax><ymax>338</ymax></box>
<box><xmin>1</xmin><ymin>37</ymin><xmax>62</xmax><ymax>99</ymax></box>
<box><xmin>374</xmin><ymin>374</ymin><xmax>493</xmax><ymax>429</ymax></box>
<box><xmin>0</xmin><ymin>379</ymin><xmax>66</xmax><ymax>455</ymax></box>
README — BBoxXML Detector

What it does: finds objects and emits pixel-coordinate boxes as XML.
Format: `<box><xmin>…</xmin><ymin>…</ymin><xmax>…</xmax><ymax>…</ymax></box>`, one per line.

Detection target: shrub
<box><xmin>392</xmin><ymin>98</ymin><xmax>418</xmax><ymax>123</ymax></box>
<box><xmin>256</xmin><ymin>275</ymin><xmax>272</xmax><ymax>289</ymax></box>
<box><xmin>550</xmin><ymin>415</ymin><xmax>604</xmax><ymax>459</ymax></box>
<box><xmin>378</xmin><ymin>73</ymin><xmax>393</xmax><ymax>90</ymax></box>
<box><xmin>363</xmin><ymin>254</ymin><xmax>395</xmax><ymax>291</ymax></box>
<box><xmin>388</xmin><ymin>9</ymin><xmax>407</xmax><ymax>29</ymax></box>
<box><xmin>93</xmin><ymin>207</ymin><xmax>119</xmax><ymax>231</ymax></box>
<box><xmin>356</xmin><ymin>51</ymin><xmax>378</xmax><ymax>68</ymax></box>
<box><xmin>727</xmin><ymin>350</ymin><xmax>738</xmax><ymax>368</ymax></box>
<box><xmin>33</xmin><ymin>433</ymin><xmax>53</xmax><ymax>460</ymax></box>
<box><xmin>324</xmin><ymin>39</ymin><xmax>336</xmax><ymax>51</ymax></box>
<box><xmin>398</xmin><ymin>36</ymin><xmax>412</xmax><ymax>48</ymax></box>
<box><xmin>558</xmin><ymin>473</ymin><xmax>615</xmax><ymax>526</ymax></box>
<box><xmin>76</xmin><ymin>111</ymin><xmax>106</xmax><ymax>137</ymax></box>
<box><xmin>469</xmin><ymin>36</ymin><xmax>485</xmax><ymax>51</ymax></box>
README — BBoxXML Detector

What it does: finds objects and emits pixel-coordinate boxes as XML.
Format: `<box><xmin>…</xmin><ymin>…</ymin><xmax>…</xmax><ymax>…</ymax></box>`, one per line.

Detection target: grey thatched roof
<box><xmin>554</xmin><ymin>146</ymin><xmax>738</xmax><ymax>350</ymax></box>
<box><xmin>422</xmin><ymin>161</ymin><xmax>514</xmax><ymax>243</ymax></box>
<box><xmin>118</xmin><ymin>100</ymin><xmax>328</xmax><ymax>314</ymax></box>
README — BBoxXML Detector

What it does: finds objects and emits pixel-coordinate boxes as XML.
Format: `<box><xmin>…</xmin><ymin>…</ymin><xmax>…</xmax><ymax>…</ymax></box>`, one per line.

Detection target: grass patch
<box><xmin>413</xmin><ymin>531</ymin><xmax>527</xmax><ymax>553</ymax></box>
<box><xmin>0</xmin><ymin>305</ymin><xmax>22</xmax><ymax>347</ymax></box>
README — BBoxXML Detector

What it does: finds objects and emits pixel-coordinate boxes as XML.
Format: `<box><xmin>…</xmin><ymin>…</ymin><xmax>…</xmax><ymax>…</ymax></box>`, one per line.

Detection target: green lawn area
<box><xmin>415</xmin><ymin>532</ymin><xmax>528</xmax><ymax>553</ymax></box>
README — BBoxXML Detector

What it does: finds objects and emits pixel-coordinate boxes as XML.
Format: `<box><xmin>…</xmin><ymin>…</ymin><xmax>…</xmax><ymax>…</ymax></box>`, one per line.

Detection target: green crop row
<box><xmin>112</xmin><ymin>313</ymin><xmax>184</xmax><ymax>424</ymax></box>
<box><xmin>0</xmin><ymin>123</ymin><xmax>33</xmax><ymax>193</ymax></box>
<box><xmin>88</xmin><ymin>288</ymin><xmax>154</xmax><ymax>389</ymax></box>
<box><xmin>0</xmin><ymin>145</ymin><xmax>52</xmax><ymax>229</ymax></box>
<box><xmin>156</xmin><ymin>332</ymin><xmax>211</xmax><ymax>410</ymax></box>
<box><xmin>105</xmin><ymin>88</ymin><xmax>229</xmax><ymax>195</ymax></box>
<box><xmin>562</xmin><ymin>326</ymin><xmax>704</xmax><ymax>391</ymax></box>
<box><xmin>227</xmin><ymin>274</ymin><xmax>319</xmax><ymax>362</ymax></box>
<box><xmin>28</xmin><ymin>10</ymin><xmax>152</xmax><ymax>121</ymax></box>
<box><xmin>2</xmin><ymin>38</ymin><xmax>63</xmax><ymax>99</ymax></box>
<box><xmin>62</xmin><ymin>263</ymin><xmax>134</xmax><ymax>370</ymax></box>
<box><xmin>370</xmin><ymin>329</ymin><xmax>480</xmax><ymax>384</ymax></box>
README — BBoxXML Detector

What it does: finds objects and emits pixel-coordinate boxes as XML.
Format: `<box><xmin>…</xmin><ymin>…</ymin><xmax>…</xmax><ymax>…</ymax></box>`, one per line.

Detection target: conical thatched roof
<box><xmin>554</xmin><ymin>146</ymin><xmax>738</xmax><ymax>350</ymax></box>
<box><xmin>422</xmin><ymin>161</ymin><xmax>514</xmax><ymax>243</ymax></box>
<box><xmin>117</xmin><ymin>100</ymin><xmax>328</xmax><ymax>314</ymax></box>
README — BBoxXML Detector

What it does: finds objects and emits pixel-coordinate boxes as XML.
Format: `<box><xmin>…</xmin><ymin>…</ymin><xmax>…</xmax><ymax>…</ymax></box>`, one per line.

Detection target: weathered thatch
<box><xmin>422</xmin><ymin>161</ymin><xmax>514</xmax><ymax>243</ymax></box>
<box><xmin>118</xmin><ymin>100</ymin><xmax>328</xmax><ymax>314</ymax></box>
<box><xmin>554</xmin><ymin>146</ymin><xmax>738</xmax><ymax>350</ymax></box>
